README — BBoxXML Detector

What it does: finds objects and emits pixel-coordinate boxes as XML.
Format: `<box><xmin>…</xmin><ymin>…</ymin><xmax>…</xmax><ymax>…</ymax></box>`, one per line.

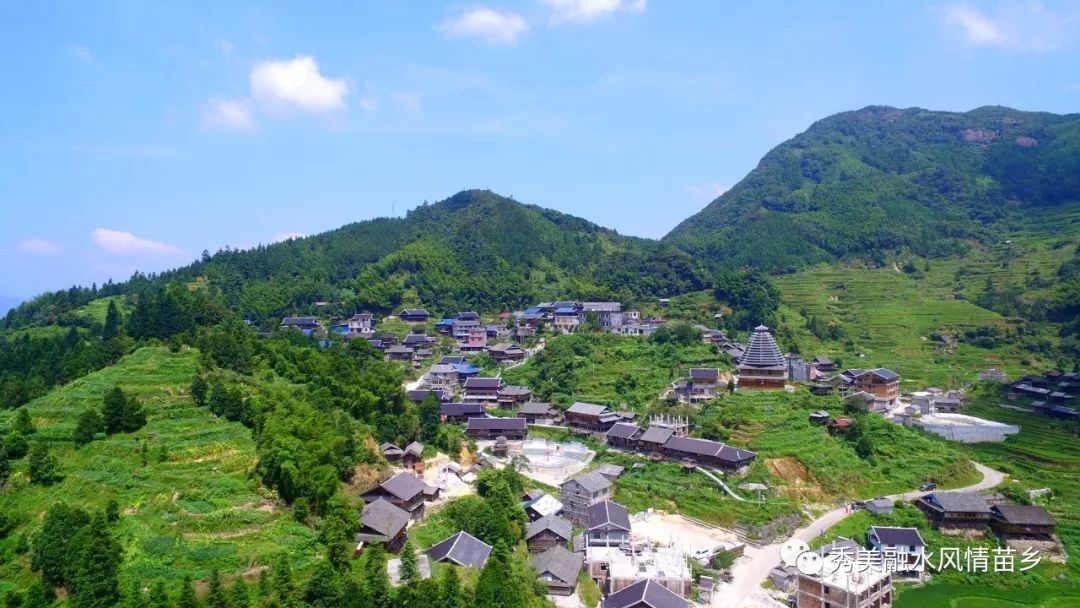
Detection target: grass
<box><xmin>773</xmin><ymin>207</ymin><xmax>1080</xmax><ymax>389</ymax></box>
<box><xmin>0</xmin><ymin>347</ymin><xmax>318</xmax><ymax>597</ymax></box>
<box><xmin>774</xmin><ymin>267</ymin><xmax>1029</xmax><ymax>388</ymax></box>
<box><xmin>502</xmin><ymin>332</ymin><xmax>725</xmax><ymax>411</ymax></box>
<box><xmin>816</xmin><ymin>386</ymin><xmax>1080</xmax><ymax>607</ymax></box>
<box><xmin>678</xmin><ymin>390</ymin><xmax>979</xmax><ymax>505</ymax></box>
<box><xmin>578</xmin><ymin>569</ymin><xmax>600</xmax><ymax>608</ymax></box>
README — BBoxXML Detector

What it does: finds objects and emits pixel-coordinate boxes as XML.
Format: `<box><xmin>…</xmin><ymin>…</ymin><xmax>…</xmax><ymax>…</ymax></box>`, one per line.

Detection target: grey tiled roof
<box><xmin>689</xmin><ymin>368</ymin><xmax>720</xmax><ymax>380</ymax></box>
<box><xmin>357</xmin><ymin>499</ymin><xmax>410</xmax><ymax>540</ymax></box>
<box><xmin>638</xmin><ymin>426</ymin><xmax>675</xmax><ymax>445</ymax></box>
<box><xmin>870</xmin><ymin>526</ymin><xmax>925</xmax><ymax>547</ymax></box>
<box><xmin>519</xmin><ymin>402</ymin><xmax>556</xmax><ymax>415</ymax></box>
<box><xmin>464</xmin><ymin>377</ymin><xmax>502</xmax><ymax>389</ymax></box>
<box><xmin>466</xmin><ymin>417</ymin><xmax>527</xmax><ymax>431</ymax></box>
<box><xmin>992</xmin><ymin>505</ymin><xmax>1056</xmax><ymax>526</ymax></box>
<box><xmin>567</xmin><ymin>402</ymin><xmax>611</xmax><ymax>416</ymax></box>
<box><xmin>739</xmin><ymin>325</ymin><xmax>785</xmax><ymax>368</ymax></box>
<box><xmin>379</xmin><ymin>472</ymin><xmax>426</xmax><ymax>501</ymax></box>
<box><xmin>587</xmin><ymin>500</ymin><xmax>631</xmax><ymax>532</ymax></box>
<box><xmin>922</xmin><ymin>492</ymin><xmax>991</xmax><ymax>513</ymax></box>
<box><xmin>426</xmin><ymin>531</ymin><xmax>492</xmax><ymax>569</ymax></box>
<box><xmin>531</xmin><ymin>545</ymin><xmax>583</xmax><ymax>585</ymax></box>
<box><xmin>604</xmin><ymin>579</ymin><xmax>688</xmax><ymax>608</ymax></box>
<box><xmin>441</xmin><ymin>403</ymin><xmax>485</xmax><ymax>417</ymax></box>
<box><xmin>565</xmin><ymin>471</ymin><xmax>611</xmax><ymax>493</ymax></box>
<box><xmin>526</xmin><ymin>514</ymin><xmax>572</xmax><ymax>541</ymax></box>
<box><xmin>606</xmin><ymin>423</ymin><xmax>641</xmax><ymax>440</ymax></box>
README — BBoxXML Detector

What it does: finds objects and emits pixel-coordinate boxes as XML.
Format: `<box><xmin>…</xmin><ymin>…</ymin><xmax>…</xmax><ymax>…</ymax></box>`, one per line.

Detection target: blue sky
<box><xmin>2</xmin><ymin>1</ymin><xmax>1080</xmax><ymax>302</ymax></box>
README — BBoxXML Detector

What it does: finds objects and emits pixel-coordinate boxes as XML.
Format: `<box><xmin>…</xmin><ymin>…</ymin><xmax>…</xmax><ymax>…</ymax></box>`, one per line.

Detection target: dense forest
<box><xmin>665</xmin><ymin>105</ymin><xmax>1080</xmax><ymax>271</ymax></box>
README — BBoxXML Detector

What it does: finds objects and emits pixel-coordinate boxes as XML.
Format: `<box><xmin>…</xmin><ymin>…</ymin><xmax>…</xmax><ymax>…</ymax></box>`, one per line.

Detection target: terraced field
<box><xmin>0</xmin><ymin>347</ymin><xmax>317</xmax><ymax>596</ymax></box>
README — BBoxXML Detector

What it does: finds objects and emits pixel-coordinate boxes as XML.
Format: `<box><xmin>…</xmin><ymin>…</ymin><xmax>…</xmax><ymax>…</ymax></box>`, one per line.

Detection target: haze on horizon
<box><xmin>3</xmin><ymin>1</ymin><xmax>1080</xmax><ymax>302</ymax></box>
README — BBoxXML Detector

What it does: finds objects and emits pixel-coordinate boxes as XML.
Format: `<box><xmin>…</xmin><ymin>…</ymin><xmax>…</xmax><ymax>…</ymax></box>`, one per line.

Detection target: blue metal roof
<box><xmin>555</xmin><ymin>307</ymin><xmax>578</xmax><ymax>314</ymax></box>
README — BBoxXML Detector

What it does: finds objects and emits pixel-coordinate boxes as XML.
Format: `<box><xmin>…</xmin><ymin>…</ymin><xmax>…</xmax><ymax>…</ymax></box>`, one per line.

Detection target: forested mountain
<box><xmin>664</xmin><ymin>105</ymin><xmax>1080</xmax><ymax>271</ymax></box>
<box><xmin>5</xmin><ymin>190</ymin><xmax>706</xmax><ymax>329</ymax></box>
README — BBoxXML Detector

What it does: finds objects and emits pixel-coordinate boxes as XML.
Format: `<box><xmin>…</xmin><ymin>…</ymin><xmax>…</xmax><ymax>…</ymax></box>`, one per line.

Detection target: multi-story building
<box><xmin>736</xmin><ymin>325</ymin><xmax>788</xmax><ymax>390</ymax></box>
<box><xmin>796</xmin><ymin>550</ymin><xmax>893</xmax><ymax>608</ymax></box>
<box><xmin>839</xmin><ymin>368</ymin><xmax>901</xmax><ymax>407</ymax></box>
<box><xmin>560</xmin><ymin>471</ymin><xmax>612</xmax><ymax>524</ymax></box>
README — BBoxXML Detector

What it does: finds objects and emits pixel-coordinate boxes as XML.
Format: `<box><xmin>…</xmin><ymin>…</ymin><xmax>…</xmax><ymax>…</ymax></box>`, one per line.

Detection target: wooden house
<box><xmin>426</xmin><ymin>531</ymin><xmax>492</xmax><ymax>569</ymax></box>
<box><xmin>915</xmin><ymin>492</ymin><xmax>992</xmax><ymax>533</ymax></box>
<box><xmin>603</xmin><ymin>579</ymin><xmax>689</xmax><ymax>608</ymax></box>
<box><xmin>605</xmin><ymin>423</ymin><xmax>642</xmax><ymax>449</ymax></box>
<box><xmin>518</xmin><ymin>401</ymin><xmax>560</xmax><ymax>424</ymax></box>
<box><xmin>497</xmin><ymin>385</ymin><xmax>532</xmax><ymax>408</ymax></box>
<box><xmin>381</xmin><ymin>442</ymin><xmax>404</xmax><ymax>463</ymax></box>
<box><xmin>399</xmin><ymin>309</ymin><xmax>430</xmax><ymax>323</ymax></box>
<box><xmin>526</xmin><ymin>514</ymin><xmax>572</xmax><ymax>554</ymax></box>
<box><xmin>465</xmin><ymin>417</ymin><xmax>527</xmax><ymax>440</ymax></box>
<box><xmin>565</xmin><ymin>402</ymin><xmax>621</xmax><ymax>432</ymax></box>
<box><xmin>990</xmin><ymin>505</ymin><xmax>1056</xmax><ymax>540</ymax></box>
<box><xmin>355</xmin><ymin>499</ymin><xmax>410</xmax><ymax>555</ymax></box>
<box><xmin>362</xmin><ymin>472</ymin><xmax>431</xmax><ymax>520</ymax></box>
<box><xmin>489</xmin><ymin>342</ymin><xmax>526</xmax><ymax>364</ymax></box>
<box><xmin>440</xmin><ymin>402</ymin><xmax>485</xmax><ymax>423</ymax></box>
<box><xmin>532</xmin><ymin>546</ymin><xmax>583</xmax><ymax>596</ymax></box>
<box><xmin>402</xmin><ymin>442</ymin><xmax>424</xmax><ymax>469</ymax></box>
<box><xmin>560</xmin><ymin>471</ymin><xmax>612</xmax><ymax>524</ymax></box>
<box><xmin>661</xmin><ymin>436</ymin><xmax>756</xmax><ymax>474</ymax></box>
<box><xmin>462</xmin><ymin>377</ymin><xmax>502</xmax><ymax>406</ymax></box>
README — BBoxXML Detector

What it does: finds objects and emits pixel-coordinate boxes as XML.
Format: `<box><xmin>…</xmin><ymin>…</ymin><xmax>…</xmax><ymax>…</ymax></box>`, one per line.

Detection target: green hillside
<box><xmin>5</xmin><ymin>190</ymin><xmax>707</xmax><ymax>330</ymax></box>
<box><xmin>664</xmin><ymin>105</ymin><xmax>1080</xmax><ymax>272</ymax></box>
<box><xmin>0</xmin><ymin>347</ymin><xmax>318</xmax><ymax>597</ymax></box>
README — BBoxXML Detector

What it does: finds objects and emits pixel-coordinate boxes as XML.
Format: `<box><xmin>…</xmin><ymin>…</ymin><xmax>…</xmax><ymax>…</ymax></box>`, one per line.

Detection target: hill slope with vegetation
<box><xmin>664</xmin><ymin>105</ymin><xmax>1080</xmax><ymax>271</ymax></box>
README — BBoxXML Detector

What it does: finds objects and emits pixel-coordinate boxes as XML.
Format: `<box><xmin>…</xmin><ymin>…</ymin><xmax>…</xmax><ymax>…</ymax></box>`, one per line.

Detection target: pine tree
<box><xmin>27</xmin><ymin>442</ymin><xmax>62</xmax><ymax>485</ymax></box>
<box><xmin>67</xmin><ymin>515</ymin><xmax>123</xmax><ymax>608</ymax></box>
<box><xmin>399</xmin><ymin>539</ymin><xmax>418</xmax><ymax>585</ymax></box>
<box><xmin>473</xmin><ymin>543</ymin><xmax>524</xmax><ymax>608</ymax></box>
<box><xmin>418</xmin><ymin>393</ymin><xmax>441</xmax><ymax>444</ymax></box>
<box><xmin>206</xmin><ymin>570</ymin><xmax>229</xmax><ymax>608</ymax></box>
<box><xmin>105</xmin><ymin>499</ymin><xmax>120</xmax><ymax>522</ymax></box>
<box><xmin>122</xmin><ymin>396</ymin><xmax>147</xmax><ymax>433</ymax></box>
<box><xmin>148</xmin><ymin>582</ymin><xmax>170</xmax><ymax>608</ymax></box>
<box><xmin>73</xmin><ymin>409</ymin><xmax>103</xmax><ymax>445</ymax></box>
<box><xmin>272</xmin><ymin>558</ymin><xmax>294</xmax><ymax>602</ymax></box>
<box><xmin>362</xmin><ymin>545</ymin><xmax>391</xmax><ymax>608</ymax></box>
<box><xmin>230</xmin><ymin>577</ymin><xmax>250</xmax><ymax>608</ymax></box>
<box><xmin>103</xmin><ymin>301</ymin><xmax>121</xmax><ymax>340</ymax></box>
<box><xmin>14</xmin><ymin>408</ymin><xmax>35</xmax><ymax>435</ymax></box>
<box><xmin>439</xmin><ymin>565</ymin><xmax>462</xmax><ymax>608</ymax></box>
<box><xmin>302</xmin><ymin>562</ymin><xmax>342</xmax><ymax>607</ymax></box>
<box><xmin>31</xmin><ymin>503</ymin><xmax>91</xmax><ymax>586</ymax></box>
<box><xmin>102</xmin><ymin>386</ymin><xmax>127</xmax><ymax>434</ymax></box>
<box><xmin>190</xmin><ymin>375</ymin><xmax>209</xmax><ymax>408</ymax></box>
<box><xmin>178</xmin><ymin>575</ymin><xmax>199</xmax><ymax>608</ymax></box>
<box><xmin>21</xmin><ymin>581</ymin><xmax>53</xmax><ymax>608</ymax></box>
<box><xmin>0</xmin><ymin>446</ymin><xmax>10</xmax><ymax>487</ymax></box>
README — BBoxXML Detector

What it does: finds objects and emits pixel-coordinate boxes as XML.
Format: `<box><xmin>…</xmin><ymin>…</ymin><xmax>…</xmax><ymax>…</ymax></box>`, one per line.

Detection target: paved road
<box><xmin>721</xmin><ymin>462</ymin><xmax>1006</xmax><ymax>607</ymax></box>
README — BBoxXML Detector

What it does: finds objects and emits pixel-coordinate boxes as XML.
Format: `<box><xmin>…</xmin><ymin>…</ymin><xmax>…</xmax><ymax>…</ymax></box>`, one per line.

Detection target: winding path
<box><xmin>698</xmin><ymin>467</ymin><xmax>756</xmax><ymax>503</ymax></box>
<box><xmin>720</xmin><ymin>462</ymin><xmax>1007</xmax><ymax>607</ymax></box>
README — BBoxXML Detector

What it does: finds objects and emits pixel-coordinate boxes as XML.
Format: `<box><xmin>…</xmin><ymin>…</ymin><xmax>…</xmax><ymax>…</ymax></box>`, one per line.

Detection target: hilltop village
<box><xmin>273</xmin><ymin>300</ymin><xmax>1073</xmax><ymax>608</ymax></box>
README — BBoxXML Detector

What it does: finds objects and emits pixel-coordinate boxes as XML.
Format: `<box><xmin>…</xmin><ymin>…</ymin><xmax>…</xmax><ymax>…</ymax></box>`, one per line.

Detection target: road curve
<box><xmin>722</xmin><ymin>462</ymin><xmax>1006</xmax><ymax>607</ymax></box>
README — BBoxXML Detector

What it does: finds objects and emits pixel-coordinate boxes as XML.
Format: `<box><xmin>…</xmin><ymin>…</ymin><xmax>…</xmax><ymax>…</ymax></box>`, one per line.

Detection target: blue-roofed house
<box><xmin>554</xmin><ymin>307</ymin><xmax>582</xmax><ymax>333</ymax></box>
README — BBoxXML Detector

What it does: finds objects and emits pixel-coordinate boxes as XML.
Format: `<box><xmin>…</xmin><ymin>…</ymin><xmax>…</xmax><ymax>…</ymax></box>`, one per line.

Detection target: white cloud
<box><xmin>392</xmin><ymin>92</ymin><xmax>422</xmax><ymax>113</ymax></box>
<box><xmin>541</xmin><ymin>0</ymin><xmax>645</xmax><ymax>24</ymax></box>
<box><xmin>203</xmin><ymin>98</ymin><xmax>255</xmax><ymax>130</ymax></box>
<box><xmin>17</xmin><ymin>239</ymin><xmax>63</xmax><ymax>255</ymax></box>
<box><xmin>67</xmin><ymin>44</ymin><xmax>96</xmax><ymax>64</ymax></box>
<box><xmin>360</xmin><ymin>82</ymin><xmax>379</xmax><ymax>113</ymax></box>
<box><xmin>686</xmin><ymin>182</ymin><xmax>728</xmax><ymax>201</ymax></box>
<box><xmin>271</xmin><ymin>231</ymin><xmax>306</xmax><ymax>243</ymax></box>
<box><xmin>438</xmin><ymin>7</ymin><xmax>529</xmax><ymax>45</ymax></box>
<box><xmin>250</xmin><ymin>56</ymin><xmax>349</xmax><ymax>113</ymax></box>
<box><xmin>943</xmin><ymin>4</ymin><xmax>1007</xmax><ymax>45</ymax></box>
<box><xmin>91</xmin><ymin>228</ymin><xmax>180</xmax><ymax>255</ymax></box>
<box><xmin>942</xmin><ymin>2</ymin><xmax>1079</xmax><ymax>52</ymax></box>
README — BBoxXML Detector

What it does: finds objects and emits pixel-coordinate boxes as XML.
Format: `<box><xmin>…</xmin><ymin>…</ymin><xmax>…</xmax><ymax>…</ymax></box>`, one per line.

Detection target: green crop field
<box><xmin>502</xmin><ymin>332</ymin><xmax>726</xmax><ymax>411</ymax></box>
<box><xmin>0</xmin><ymin>347</ymin><xmax>318</xmax><ymax>597</ymax></box>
